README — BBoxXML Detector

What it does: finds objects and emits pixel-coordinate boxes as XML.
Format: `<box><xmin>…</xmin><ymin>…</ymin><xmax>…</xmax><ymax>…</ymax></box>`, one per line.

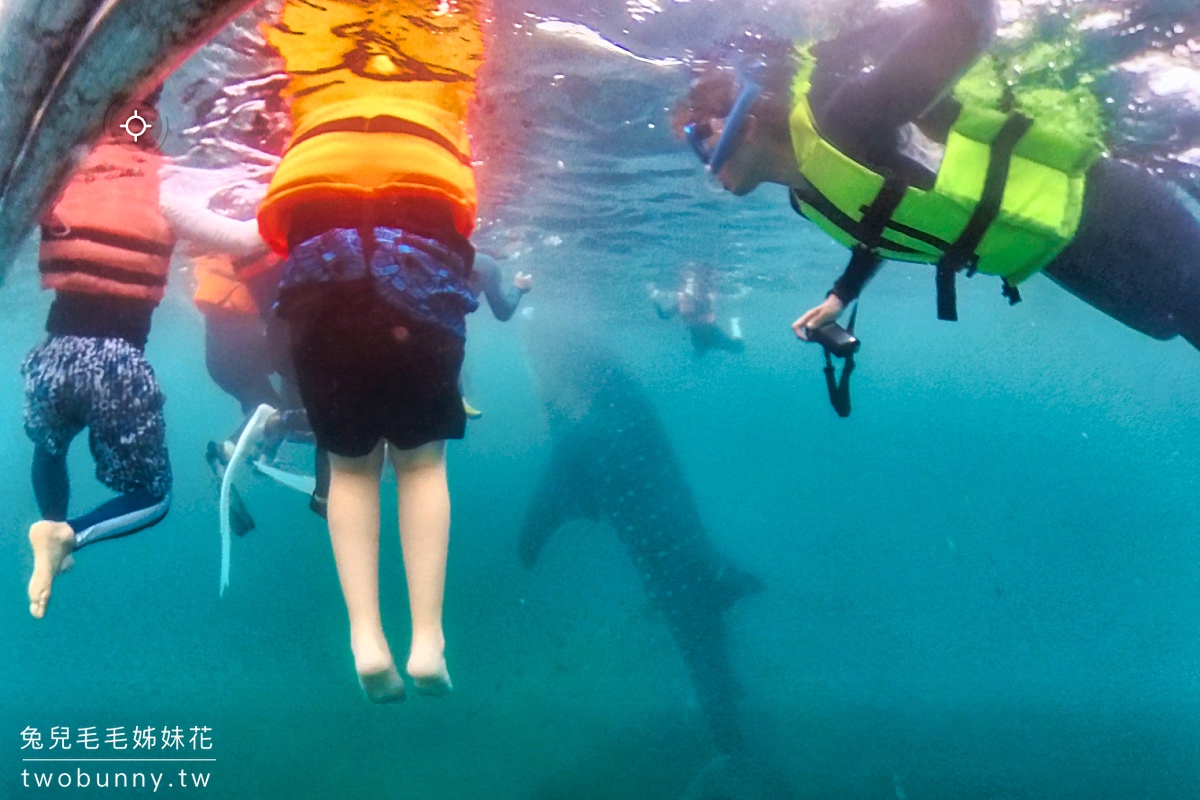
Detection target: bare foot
<box><xmin>408</xmin><ymin>643</ymin><xmax>453</xmax><ymax>696</ymax></box>
<box><xmin>358</xmin><ymin>664</ymin><xmax>405</xmax><ymax>704</ymax></box>
<box><xmin>28</xmin><ymin>521</ymin><xmax>75</xmax><ymax>619</ymax></box>
<box><xmin>352</xmin><ymin>632</ymin><xmax>404</xmax><ymax>704</ymax></box>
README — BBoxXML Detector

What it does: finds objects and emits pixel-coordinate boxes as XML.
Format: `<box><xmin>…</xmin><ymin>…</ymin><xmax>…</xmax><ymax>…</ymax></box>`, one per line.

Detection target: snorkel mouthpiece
<box><xmin>684</xmin><ymin>71</ymin><xmax>762</xmax><ymax>175</ymax></box>
<box><xmin>685</xmin><ymin>122</ymin><xmax>713</xmax><ymax>164</ymax></box>
<box><xmin>707</xmin><ymin>78</ymin><xmax>760</xmax><ymax>174</ymax></box>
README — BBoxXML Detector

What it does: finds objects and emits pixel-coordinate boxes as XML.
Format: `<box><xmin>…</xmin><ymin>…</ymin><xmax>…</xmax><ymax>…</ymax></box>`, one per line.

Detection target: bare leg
<box><xmin>28</xmin><ymin>520</ymin><xmax>74</xmax><ymax>619</ymax></box>
<box><xmin>326</xmin><ymin>443</ymin><xmax>404</xmax><ymax>703</ymax></box>
<box><xmin>28</xmin><ymin>446</ymin><xmax>74</xmax><ymax>619</ymax></box>
<box><xmin>390</xmin><ymin>441</ymin><xmax>453</xmax><ymax>695</ymax></box>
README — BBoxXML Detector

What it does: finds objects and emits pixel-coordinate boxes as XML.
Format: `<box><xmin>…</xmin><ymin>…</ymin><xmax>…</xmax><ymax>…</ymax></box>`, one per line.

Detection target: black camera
<box><xmin>804</xmin><ymin>322</ymin><xmax>860</xmax><ymax>359</ymax></box>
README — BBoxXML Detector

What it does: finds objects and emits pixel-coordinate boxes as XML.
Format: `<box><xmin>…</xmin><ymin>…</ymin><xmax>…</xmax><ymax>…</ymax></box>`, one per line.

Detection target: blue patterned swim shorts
<box><xmin>279</xmin><ymin>227</ymin><xmax>479</xmax><ymax>338</ymax></box>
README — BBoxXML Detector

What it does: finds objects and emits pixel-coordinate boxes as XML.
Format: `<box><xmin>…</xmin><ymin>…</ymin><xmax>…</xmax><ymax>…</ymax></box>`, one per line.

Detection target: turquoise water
<box><xmin>5</xmin><ymin>216</ymin><xmax>1200</xmax><ymax>797</ymax></box>
<box><xmin>5</xmin><ymin>0</ymin><xmax>1200</xmax><ymax>797</ymax></box>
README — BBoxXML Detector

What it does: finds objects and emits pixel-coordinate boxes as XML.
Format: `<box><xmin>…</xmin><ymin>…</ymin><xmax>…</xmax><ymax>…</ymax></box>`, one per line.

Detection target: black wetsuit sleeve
<box><xmin>473</xmin><ymin>254</ymin><xmax>523</xmax><ymax>321</ymax></box>
<box><xmin>814</xmin><ymin>0</ymin><xmax>995</xmax><ymax>173</ymax></box>
<box><xmin>830</xmin><ymin>247</ymin><xmax>884</xmax><ymax>304</ymax></box>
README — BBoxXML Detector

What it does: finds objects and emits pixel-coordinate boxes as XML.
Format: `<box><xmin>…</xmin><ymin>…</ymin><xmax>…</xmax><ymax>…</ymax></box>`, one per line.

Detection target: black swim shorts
<box><xmin>286</xmin><ymin>283</ymin><xmax>466</xmax><ymax>458</ymax></box>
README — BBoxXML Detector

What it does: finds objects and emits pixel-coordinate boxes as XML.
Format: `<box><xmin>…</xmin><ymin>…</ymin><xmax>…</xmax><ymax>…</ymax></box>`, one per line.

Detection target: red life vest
<box><xmin>39</xmin><ymin>140</ymin><xmax>176</xmax><ymax>304</ymax></box>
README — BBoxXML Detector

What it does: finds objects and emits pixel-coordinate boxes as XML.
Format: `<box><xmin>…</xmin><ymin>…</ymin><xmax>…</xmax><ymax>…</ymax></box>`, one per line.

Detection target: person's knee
<box><xmin>390</xmin><ymin>441</ymin><xmax>446</xmax><ymax>473</ymax></box>
<box><xmin>329</xmin><ymin>442</ymin><xmax>387</xmax><ymax>477</ymax></box>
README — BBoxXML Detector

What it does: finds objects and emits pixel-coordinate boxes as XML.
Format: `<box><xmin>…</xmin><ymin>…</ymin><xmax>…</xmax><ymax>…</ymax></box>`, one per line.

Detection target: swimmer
<box><xmin>649</xmin><ymin>264</ymin><xmax>744</xmax><ymax>356</ymax></box>
<box><xmin>470</xmin><ymin>251</ymin><xmax>533</xmax><ymax>322</ymax></box>
<box><xmin>181</xmin><ymin>178</ymin><xmax>323</xmax><ymax>525</ymax></box>
<box><xmin>461</xmin><ymin>251</ymin><xmax>533</xmax><ymax>418</ymax></box>
<box><xmin>25</xmin><ymin>92</ymin><xmax>261</xmax><ymax>618</ymax></box>
<box><xmin>672</xmin><ymin>0</ymin><xmax>1200</xmax><ymax>359</ymax></box>
<box><xmin>257</xmin><ymin>0</ymin><xmax>490</xmax><ymax>702</ymax></box>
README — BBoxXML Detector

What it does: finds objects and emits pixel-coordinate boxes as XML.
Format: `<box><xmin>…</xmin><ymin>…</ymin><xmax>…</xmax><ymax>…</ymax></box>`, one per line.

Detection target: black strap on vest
<box><xmin>288</xmin><ymin>116</ymin><xmax>472</xmax><ymax>167</ymax></box>
<box><xmin>934</xmin><ymin>113</ymin><xmax>1034</xmax><ymax>321</ymax></box>
<box><xmin>787</xmin><ymin>181</ymin><xmax>926</xmax><ymax>256</ymax></box>
<box><xmin>857</xmin><ymin>176</ymin><xmax>908</xmax><ymax>249</ymax></box>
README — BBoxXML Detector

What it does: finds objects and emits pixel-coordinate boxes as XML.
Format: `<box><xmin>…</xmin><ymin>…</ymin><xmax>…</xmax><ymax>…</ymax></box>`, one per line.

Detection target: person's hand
<box><xmin>792</xmin><ymin>295</ymin><xmax>845</xmax><ymax>340</ymax></box>
<box><xmin>514</xmin><ymin>272</ymin><xmax>533</xmax><ymax>293</ymax></box>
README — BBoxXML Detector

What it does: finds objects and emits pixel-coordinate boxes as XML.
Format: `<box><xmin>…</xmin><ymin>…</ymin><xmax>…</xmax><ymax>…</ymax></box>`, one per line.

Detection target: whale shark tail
<box><xmin>679</xmin><ymin>755</ymin><xmax>795</xmax><ymax>800</ymax></box>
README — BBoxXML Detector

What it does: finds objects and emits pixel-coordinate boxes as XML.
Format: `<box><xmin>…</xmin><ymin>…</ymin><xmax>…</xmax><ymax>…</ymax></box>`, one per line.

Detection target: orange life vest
<box><xmin>257</xmin><ymin>0</ymin><xmax>487</xmax><ymax>256</ymax></box>
<box><xmin>39</xmin><ymin>140</ymin><xmax>176</xmax><ymax>303</ymax></box>
<box><xmin>191</xmin><ymin>251</ymin><xmax>278</xmax><ymax>316</ymax></box>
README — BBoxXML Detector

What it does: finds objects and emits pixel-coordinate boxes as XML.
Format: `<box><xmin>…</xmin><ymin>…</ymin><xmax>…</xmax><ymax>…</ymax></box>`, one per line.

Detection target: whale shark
<box><xmin>0</xmin><ymin>0</ymin><xmax>260</xmax><ymax>277</ymax></box>
<box><xmin>520</xmin><ymin>323</ymin><xmax>764</xmax><ymax>756</ymax></box>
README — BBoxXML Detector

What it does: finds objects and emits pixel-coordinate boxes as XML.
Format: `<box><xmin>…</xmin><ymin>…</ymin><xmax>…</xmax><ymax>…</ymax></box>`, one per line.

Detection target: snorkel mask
<box><xmin>684</xmin><ymin>71</ymin><xmax>761</xmax><ymax>175</ymax></box>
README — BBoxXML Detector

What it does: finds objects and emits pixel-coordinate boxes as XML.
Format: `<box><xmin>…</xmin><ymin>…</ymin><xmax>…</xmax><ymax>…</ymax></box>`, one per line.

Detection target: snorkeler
<box><xmin>460</xmin><ymin>251</ymin><xmax>533</xmax><ymax>418</ymax></box>
<box><xmin>256</xmin><ymin>0</ymin><xmax>488</xmax><ymax>702</ymax></box>
<box><xmin>471</xmin><ymin>251</ymin><xmax>533</xmax><ymax>321</ymax></box>
<box><xmin>649</xmin><ymin>264</ymin><xmax>744</xmax><ymax>356</ymax></box>
<box><xmin>193</xmin><ymin>248</ymin><xmax>290</xmax><ymax>416</ymax></box>
<box><xmin>672</xmin><ymin>0</ymin><xmax>1200</xmax><ymax>360</ymax></box>
<box><xmin>24</xmin><ymin>94</ymin><xmax>262</xmax><ymax>619</ymax></box>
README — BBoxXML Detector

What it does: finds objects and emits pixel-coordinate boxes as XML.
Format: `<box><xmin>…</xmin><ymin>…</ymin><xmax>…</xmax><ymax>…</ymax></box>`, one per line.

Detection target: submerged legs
<box><xmin>326</xmin><ymin>439</ymin><xmax>453</xmax><ymax>703</ymax></box>
<box><xmin>392</xmin><ymin>441</ymin><xmax>452</xmax><ymax>695</ymax></box>
<box><xmin>326</xmin><ymin>443</ymin><xmax>404</xmax><ymax>703</ymax></box>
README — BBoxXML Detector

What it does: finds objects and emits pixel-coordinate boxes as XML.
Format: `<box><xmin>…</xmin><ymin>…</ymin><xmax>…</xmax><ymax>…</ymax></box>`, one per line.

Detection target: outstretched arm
<box><xmin>472</xmin><ymin>253</ymin><xmax>530</xmax><ymax>321</ymax></box>
<box><xmin>792</xmin><ymin>247</ymin><xmax>882</xmax><ymax>338</ymax></box>
<box><xmin>161</xmin><ymin>197</ymin><xmax>267</xmax><ymax>259</ymax></box>
<box><xmin>649</xmin><ymin>286</ymin><xmax>679</xmax><ymax>319</ymax></box>
<box><xmin>817</xmin><ymin>0</ymin><xmax>995</xmax><ymax>168</ymax></box>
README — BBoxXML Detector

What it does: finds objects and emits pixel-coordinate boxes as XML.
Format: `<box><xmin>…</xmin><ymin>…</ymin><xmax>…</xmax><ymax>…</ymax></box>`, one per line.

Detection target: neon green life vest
<box><xmin>788</xmin><ymin>45</ymin><xmax>1100</xmax><ymax>302</ymax></box>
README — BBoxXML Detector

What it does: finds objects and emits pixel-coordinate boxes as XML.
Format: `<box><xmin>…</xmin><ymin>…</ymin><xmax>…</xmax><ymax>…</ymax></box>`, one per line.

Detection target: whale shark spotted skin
<box><xmin>0</xmin><ymin>0</ymin><xmax>260</xmax><ymax>278</ymax></box>
<box><xmin>521</xmin><ymin>327</ymin><xmax>764</xmax><ymax>755</ymax></box>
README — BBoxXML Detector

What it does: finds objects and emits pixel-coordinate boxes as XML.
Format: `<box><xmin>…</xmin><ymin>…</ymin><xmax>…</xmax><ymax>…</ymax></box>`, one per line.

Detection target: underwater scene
<box><xmin>2</xmin><ymin>0</ymin><xmax>1200</xmax><ymax>797</ymax></box>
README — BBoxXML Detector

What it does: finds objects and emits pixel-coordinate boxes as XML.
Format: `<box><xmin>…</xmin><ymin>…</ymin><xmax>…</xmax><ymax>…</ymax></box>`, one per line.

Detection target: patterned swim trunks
<box><xmin>22</xmin><ymin>336</ymin><xmax>172</xmax><ymax>498</ymax></box>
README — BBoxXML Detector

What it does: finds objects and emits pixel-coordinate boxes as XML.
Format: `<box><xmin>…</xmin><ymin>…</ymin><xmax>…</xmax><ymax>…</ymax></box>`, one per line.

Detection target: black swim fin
<box><xmin>229</xmin><ymin>486</ymin><xmax>256</xmax><ymax>538</ymax></box>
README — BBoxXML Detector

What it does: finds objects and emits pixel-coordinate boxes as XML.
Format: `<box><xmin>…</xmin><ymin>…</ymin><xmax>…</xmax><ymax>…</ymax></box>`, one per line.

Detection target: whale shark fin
<box><xmin>519</xmin><ymin>440</ymin><xmax>592</xmax><ymax>567</ymax></box>
<box><xmin>713</xmin><ymin>561</ymin><xmax>766</xmax><ymax>612</ymax></box>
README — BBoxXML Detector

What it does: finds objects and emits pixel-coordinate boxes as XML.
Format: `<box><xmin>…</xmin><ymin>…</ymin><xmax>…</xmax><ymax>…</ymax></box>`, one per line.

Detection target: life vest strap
<box><xmin>288</xmin><ymin>116</ymin><xmax>472</xmax><ymax>167</ymax></box>
<box><xmin>789</xmin><ymin>187</ymin><xmax>924</xmax><ymax>256</ymax></box>
<box><xmin>40</xmin><ymin>258</ymin><xmax>169</xmax><ymax>288</ymax></box>
<box><xmin>857</xmin><ymin>175</ymin><xmax>908</xmax><ymax>249</ymax></box>
<box><xmin>42</xmin><ymin>225</ymin><xmax>175</xmax><ymax>259</ymax></box>
<box><xmin>935</xmin><ymin>112</ymin><xmax>1034</xmax><ymax>321</ymax></box>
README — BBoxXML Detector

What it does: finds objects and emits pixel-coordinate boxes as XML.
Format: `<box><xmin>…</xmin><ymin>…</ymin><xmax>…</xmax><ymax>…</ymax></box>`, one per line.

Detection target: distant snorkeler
<box><xmin>256</xmin><ymin>0</ymin><xmax>491</xmax><ymax>703</ymax></box>
<box><xmin>460</xmin><ymin>251</ymin><xmax>533</xmax><ymax>419</ymax></box>
<box><xmin>673</xmin><ymin>0</ymin><xmax>1200</xmax><ymax>363</ymax></box>
<box><xmin>471</xmin><ymin>251</ymin><xmax>534</xmax><ymax>321</ymax></box>
<box><xmin>649</xmin><ymin>263</ymin><xmax>745</xmax><ymax>357</ymax></box>
<box><xmin>23</xmin><ymin>92</ymin><xmax>266</xmax><ymax>619</ymax></box>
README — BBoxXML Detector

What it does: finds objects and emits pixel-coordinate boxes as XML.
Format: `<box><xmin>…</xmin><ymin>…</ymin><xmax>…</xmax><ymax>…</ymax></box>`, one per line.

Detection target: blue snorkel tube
<box><xmin>684</xmin><ymin>70</ymin><xmax>762</xmax><ymax>175</ymax></box>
